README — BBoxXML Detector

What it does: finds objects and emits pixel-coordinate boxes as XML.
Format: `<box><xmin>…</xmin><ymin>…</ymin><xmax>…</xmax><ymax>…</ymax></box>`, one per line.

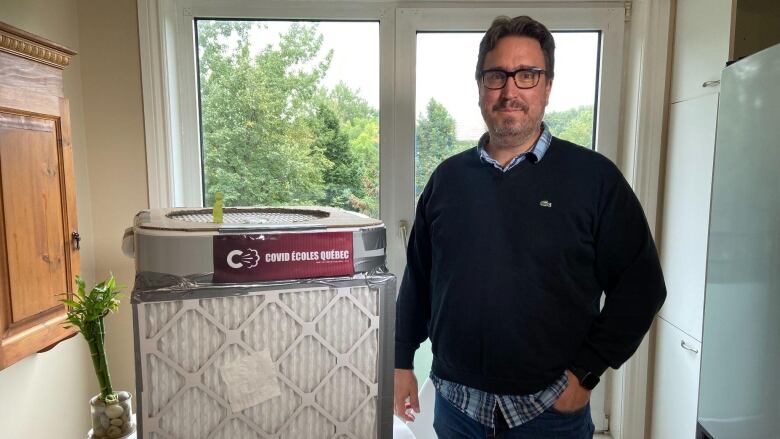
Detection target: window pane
<box><xmin>196</xmin><ymin>20</ymin><xmax>380</xmax><ymax>217</ymax></box>
<box><xmin>415</xmin><ymin>31</ymin><xmax>600</xmax><ymax>197</ymax></box>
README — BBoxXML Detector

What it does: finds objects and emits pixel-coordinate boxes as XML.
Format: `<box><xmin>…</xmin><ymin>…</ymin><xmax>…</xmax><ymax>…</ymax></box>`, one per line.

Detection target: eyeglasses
<box><xmin>480</xmin><ymin>67</ymin><xmax>547</xmax><ymax>90</ymax></box>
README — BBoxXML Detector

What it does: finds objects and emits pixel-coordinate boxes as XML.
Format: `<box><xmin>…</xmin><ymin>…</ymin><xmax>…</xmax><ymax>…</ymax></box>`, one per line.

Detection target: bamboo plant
<box><xmin>62</xmin><ymin>275</ymin><xmax>122</xmax><ymax>404</ymax></box>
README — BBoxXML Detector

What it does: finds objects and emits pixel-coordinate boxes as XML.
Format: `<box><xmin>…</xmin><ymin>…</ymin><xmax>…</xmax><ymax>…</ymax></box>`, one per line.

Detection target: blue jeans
<box><xmin>433</xmin><ymin>390</ymin><xmax>595</xmax><ymax>439</ymax></box>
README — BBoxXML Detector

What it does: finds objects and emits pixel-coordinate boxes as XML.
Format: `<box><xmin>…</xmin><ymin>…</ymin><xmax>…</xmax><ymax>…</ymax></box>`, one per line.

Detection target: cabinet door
<box><xmin>650</xmin><ymin>317</ymin><xmax>702</xmax><ymax>439</ymax></box>
<box><xmin>0</xmin><ymin>97</ymin><xmax>80</xmax><ymax>369</ymax></box>
<box><xmin>670</xmin><ymin>0</ymin><xmax>732</xmax><ymax>103</ymax></box>
<box><xmin>658</xmin><ymin>93</ymin><xmax>718</xmax><ymax>341</ymax></box>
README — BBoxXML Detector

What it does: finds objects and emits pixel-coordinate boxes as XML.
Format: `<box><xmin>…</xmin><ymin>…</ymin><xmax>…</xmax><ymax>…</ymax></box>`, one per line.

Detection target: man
<box><xmin>394</xmin><ymin>15</ymin><xmax>666</xmax><ymax>438</ymax></box>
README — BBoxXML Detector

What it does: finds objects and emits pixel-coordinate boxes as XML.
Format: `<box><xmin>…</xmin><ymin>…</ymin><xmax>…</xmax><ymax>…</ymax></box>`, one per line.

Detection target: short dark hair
<box><xmin>475</xmin><ymin>16</ymin><xmax>556</xmax><ymax>81</ymax></box>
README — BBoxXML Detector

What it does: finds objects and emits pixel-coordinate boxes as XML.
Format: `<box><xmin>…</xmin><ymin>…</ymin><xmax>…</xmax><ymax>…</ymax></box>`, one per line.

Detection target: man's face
<box><xmin>478</xmin><ymin>35</ymin><xmax>552</xmax><ymax>147</ymax></box>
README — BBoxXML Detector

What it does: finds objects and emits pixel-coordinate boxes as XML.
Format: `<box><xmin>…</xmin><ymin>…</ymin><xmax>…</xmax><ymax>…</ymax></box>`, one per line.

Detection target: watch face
<box><xmin>581</xmin><ymin>374</ymin><xmax>599</xmax><ymax>390</ymax></box>
<box><xmin>572</xmin><ymin>367</ymin><xmax>599</xmax><ymax>390</ymax></box>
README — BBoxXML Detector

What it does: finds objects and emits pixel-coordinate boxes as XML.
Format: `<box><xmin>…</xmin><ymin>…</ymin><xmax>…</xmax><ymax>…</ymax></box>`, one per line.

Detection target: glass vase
<box><xmin>89</xmin><ymin>392</ymin><xmax>135</xmax><ymax>439</ymax></box>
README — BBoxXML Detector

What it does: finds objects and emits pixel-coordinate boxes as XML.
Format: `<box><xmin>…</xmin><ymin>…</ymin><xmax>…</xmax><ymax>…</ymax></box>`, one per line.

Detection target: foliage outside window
<box><xmin>198</xmin><ymin>21</ymin><xmax>379</xmax><ymax>217</ymax></box>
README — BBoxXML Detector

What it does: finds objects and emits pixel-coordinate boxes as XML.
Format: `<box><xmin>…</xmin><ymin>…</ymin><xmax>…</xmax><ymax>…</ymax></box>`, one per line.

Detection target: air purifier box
<box><xmin>126</xmin><ymin>207</ymin><xmax>395</xmax><ymax>439</ymax></box>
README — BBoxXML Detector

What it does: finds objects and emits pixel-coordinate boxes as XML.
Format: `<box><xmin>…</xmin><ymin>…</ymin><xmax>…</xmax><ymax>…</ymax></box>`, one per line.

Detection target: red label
<box><xmin>213</xmin><ymin>232</ymin><xmax>354</xmax><ymax>283</ymax></box>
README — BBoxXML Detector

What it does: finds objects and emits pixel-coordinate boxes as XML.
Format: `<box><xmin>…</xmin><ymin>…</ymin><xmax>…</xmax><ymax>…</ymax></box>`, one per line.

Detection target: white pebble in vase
<box><xmin>105</xmin><ymin>404</ymin><xmax>124</xmax><ymax>419</ymax></box>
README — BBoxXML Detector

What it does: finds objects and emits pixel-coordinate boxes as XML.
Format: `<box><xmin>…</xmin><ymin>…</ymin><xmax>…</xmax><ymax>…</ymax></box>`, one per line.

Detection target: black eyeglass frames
<box><xmin>480</xmin><ymin>67</ymin><xmax>547</xmax><ymax>90</ymax></box>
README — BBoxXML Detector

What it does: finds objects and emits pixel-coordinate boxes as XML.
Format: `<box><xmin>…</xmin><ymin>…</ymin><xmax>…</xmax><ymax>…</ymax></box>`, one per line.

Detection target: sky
<box><xmin>212</xmin><ymin>20</ymin><xmax>599</xmax><ymax>141</ymax></box>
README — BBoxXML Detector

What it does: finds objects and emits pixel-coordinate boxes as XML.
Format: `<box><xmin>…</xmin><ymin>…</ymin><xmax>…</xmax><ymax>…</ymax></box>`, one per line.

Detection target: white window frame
<box><xmin>137</xmin><ymin>2</ymin><xmax>654</xmax><ymax>437</ymax></box>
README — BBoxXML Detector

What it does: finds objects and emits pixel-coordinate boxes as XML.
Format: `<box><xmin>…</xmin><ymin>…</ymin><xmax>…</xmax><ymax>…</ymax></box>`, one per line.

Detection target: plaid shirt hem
<box><xmin>431</xmin><ymin>372</ymin><xmax>568</xmax><ymax>429</ymax></box>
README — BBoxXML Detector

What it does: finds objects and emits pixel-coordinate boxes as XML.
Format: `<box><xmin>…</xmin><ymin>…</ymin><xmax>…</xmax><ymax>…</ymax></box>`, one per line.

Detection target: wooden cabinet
<box><xmin>657</xmin><ymin>93</ymin><xmax>718</xmax><ymax>341</ymax></box>
<box><xmin>0</xmin><ymin>22</ymin><xmax>80</xmax><ymax>370</ymax></box>
<box><xmin>650</xmin><ymin>318</ymin><xmax>702</xmax><ymax>439</ymax></box>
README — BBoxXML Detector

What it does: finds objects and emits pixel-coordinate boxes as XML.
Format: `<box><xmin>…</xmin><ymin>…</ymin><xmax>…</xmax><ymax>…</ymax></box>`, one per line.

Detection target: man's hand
<box><xmin>553</xmin><ymin>370</ymin><xmax>592</xmax><ymax>413</ymax></box>
<box><xmin>394</xmin><ymin>368</ymin><xmax>420</xmax><ymax>422</ymax></box>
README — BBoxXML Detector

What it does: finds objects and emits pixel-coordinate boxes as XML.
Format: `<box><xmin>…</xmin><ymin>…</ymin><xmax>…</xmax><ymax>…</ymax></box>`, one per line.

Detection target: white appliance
<box><xmin>125</xmin><ymin>207</ymin><xmax>395</xmax><ymax>439</ymax></box>
<box><xmin>696</xmin><ymin>43</ymin><xmax>780</xmax><ymax>439</ymax></box>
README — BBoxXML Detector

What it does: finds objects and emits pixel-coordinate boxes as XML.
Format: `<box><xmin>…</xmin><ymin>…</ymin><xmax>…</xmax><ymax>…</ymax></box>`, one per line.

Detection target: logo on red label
<box><xmin>213</xmin><ymin>232</ymin><xmax>354</xmax><ymax>282</ymax></box>
<box><xmin>226</xmin><ymin>249</ymin><xmax>260</xmax><ymax>269</ymax></box>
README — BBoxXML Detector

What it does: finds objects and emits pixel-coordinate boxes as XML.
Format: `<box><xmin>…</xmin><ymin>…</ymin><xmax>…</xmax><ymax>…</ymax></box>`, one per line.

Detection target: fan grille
<box><xmin>167</xmin><ymin>209</ymin><xmax>327</xmax><ymax>224</ymax></box>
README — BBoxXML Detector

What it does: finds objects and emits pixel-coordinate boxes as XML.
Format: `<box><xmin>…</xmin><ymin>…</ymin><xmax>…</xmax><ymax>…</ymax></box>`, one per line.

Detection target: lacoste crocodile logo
<box><xmin>539</xmin><ymin>200</ymin><xmax>552</xmax><ymax>208</ymax></box>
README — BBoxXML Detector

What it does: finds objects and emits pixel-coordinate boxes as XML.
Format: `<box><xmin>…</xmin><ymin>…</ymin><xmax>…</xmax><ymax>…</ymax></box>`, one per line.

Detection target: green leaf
<box><xmin>61</xmin><ymin>299</ymin><xmax>80</xmax><ymax>309</ymax></box>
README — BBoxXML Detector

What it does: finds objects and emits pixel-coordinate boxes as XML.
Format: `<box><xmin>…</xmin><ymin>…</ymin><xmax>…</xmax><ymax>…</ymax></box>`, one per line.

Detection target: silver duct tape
<box><xmin>130</xmin><ymin>270</ymin><xmax>394</xmax><ymax>304</ymax></box>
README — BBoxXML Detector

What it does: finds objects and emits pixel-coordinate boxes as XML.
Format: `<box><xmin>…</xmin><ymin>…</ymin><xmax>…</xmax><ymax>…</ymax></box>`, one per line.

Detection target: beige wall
<box><xmin>77</xmin><ymin>0</ymin><xmax>149</xmax><ymax>397</ymax></box>
<box><xmin>0</xmin><ymin>0</ymin><xmax>148</xmax><ymax>436</ymax></box>
<box><xmin>0</xmin><ymin>0</ymin><xmax>96</xmax><ymax>437</ymax></box>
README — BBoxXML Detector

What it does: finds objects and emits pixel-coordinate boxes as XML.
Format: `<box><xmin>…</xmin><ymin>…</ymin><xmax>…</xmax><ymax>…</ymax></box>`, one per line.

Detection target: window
<box><xmin>195</xmin><ymin>20</ymin><xmax>380</xmax><ymax>217</ymax></box>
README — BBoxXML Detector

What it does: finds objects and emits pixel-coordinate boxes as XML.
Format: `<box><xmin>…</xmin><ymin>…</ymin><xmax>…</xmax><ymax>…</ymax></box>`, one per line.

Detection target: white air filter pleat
<box><xmin>280</xmin><ymin>288</ymin><xmax>336</xmax><ymax>321</ymax></box>
<box><xmin>211</xmin><ymin>418</ymin><xmax>261</xmax><ymax>439</ymax></box>
<box><xmin>147</xmin><ymin>354</ymin><xmax>184</xmax><ymax>417</ymax></box>
<box><xmin>279</xmin><ymin>406</ymin><xmax>336</xmax><ymax>438</ymax></box>
<box><xmin>145</xmin><ymin>301</ymin><xmax>182</xmax><ymax>338</ymax></box>
<box><xmin>158</xmin><ymin>309</ymin><xmax>225</xmax><ymax>373</ymax></box>
<box><xmin>315</xmin><ymin>366</ymin><xmax>370</xmax><ymax>421</ymax></box>
<box><xmin>348</xmin><ymin>330</ymin><xmax>378</xmax><ymax>381</ymax></box>
<box><xmin>241</xmin><ymin>302</ymin><xmax>302</xmax><ymax>360</ymax></box>
<box><xmin>280</xmin><ymin>335</ymin><xmax>337</xmax><ymax>393</ymax></box>
<box><xmin>317</xmin><ymin>298</ymin><xmax>370</xmax><ymax>353</ymax></box>
<box><xmin>350</xmin><ymin>286</ymin><xmax>379</xmax><ymax>315</ymax></box>
<box><xmin>201</xmin><ymin>295</ymin><xmax>264</xmax><ymax>330</ymax></box>
<box><xmin>349</xmin><ymin>398</ymin><xmax>378</xmax><ymax>438</ymax></box>
<box><xmin>158</xmin><ymin>387</ymin><xmax>226</xmax><ymax>438</ymax></box>
<box><xmin>242</xmin><ymin>381</ymin><xmax>301</xmax><ymax>434</ymax></box>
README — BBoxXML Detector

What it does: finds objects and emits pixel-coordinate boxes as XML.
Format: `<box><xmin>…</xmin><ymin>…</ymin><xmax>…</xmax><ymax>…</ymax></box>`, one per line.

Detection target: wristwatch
<box><xmin>569</xmin><ymin>366</ymin><xmax>600</xmax><ymax>390</ymax></box>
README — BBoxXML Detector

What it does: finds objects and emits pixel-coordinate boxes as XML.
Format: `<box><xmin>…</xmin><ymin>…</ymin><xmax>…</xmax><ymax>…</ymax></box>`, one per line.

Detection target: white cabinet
<box><xmin>657</xmin><ymin>93</ymin><xmax>718</xmax><ymax>342</ymax></box>
<box><xmin>669</xmin><ymin>0</ymin><xmax>732</xmax><ymax>103</ymax></box>
<box><xmin>652</xmin><ymin>0</ymin><xmax>779</xmax><ymax>437</ymax></box>
<box><xmin>650</xmin><ymin>318</ymin><xmax>702</xmax><ymax>439</ymax></box>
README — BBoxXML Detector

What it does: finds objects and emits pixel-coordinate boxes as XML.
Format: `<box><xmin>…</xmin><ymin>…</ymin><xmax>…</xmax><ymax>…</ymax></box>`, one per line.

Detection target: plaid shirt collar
<box><xmin>477</xmin><ymin>122</ymin><xmax>552</xmax><ymax>172</ymax></box>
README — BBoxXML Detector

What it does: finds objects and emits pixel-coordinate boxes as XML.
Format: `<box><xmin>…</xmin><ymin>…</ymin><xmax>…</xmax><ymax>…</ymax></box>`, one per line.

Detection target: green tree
<box><xmin>311</xmin><ymin>102</ymin><xmax>363</xmax><ymax>210</ymax></box>
<box><xmin>545</xmin><ymin>105</ymin><xmax>594</xmax><ymax>148</ymax></box>
<box><xmin>415</xmin><ymin>99</ymin><xmax>458</xmax><ymax>196</ymax></box>
<box><xmin>199</xmin><ymin>21</ymin><xmax>333</xmax><ymax>207</ymax></box>
<box><xmin>317</xmin><ymin>83</ymin><xmax>380</xmax><ymax>217</ymax></box>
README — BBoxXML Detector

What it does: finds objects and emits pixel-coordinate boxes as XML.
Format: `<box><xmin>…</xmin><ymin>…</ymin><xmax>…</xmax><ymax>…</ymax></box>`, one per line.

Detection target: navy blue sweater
<box><xmin>395</xmin><ymin>137</ymin><xmax>666</xmax><ymax>395</ymax></box>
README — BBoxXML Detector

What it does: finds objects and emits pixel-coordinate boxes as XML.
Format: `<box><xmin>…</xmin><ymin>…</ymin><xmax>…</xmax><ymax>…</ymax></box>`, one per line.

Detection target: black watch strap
<box><xmin>569</xmin><ymin>366</ymin><xmax>600</xmax><ymax>390</ymax></box>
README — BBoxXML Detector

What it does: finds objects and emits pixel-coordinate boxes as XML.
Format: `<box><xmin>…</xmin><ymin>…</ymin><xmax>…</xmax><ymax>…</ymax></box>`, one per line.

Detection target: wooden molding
<box><xmin>0</xmin><ymin>21</ymin><xmax>76</xmax><ymax>69</ymax></box>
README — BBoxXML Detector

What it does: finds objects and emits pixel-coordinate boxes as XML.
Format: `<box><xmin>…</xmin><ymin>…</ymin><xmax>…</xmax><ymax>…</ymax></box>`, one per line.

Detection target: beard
<box><xmin>488</xmin><ymin>98</ymin><xmax>543</xmax><ymax>143</ymax></box>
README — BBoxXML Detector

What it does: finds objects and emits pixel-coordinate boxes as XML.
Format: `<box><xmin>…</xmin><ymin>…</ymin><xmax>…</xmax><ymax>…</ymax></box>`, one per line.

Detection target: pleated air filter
<box><xmin>126</xmin><ymin>207</ymin><xmax>394</xmax><ymax>439</ymax></box>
